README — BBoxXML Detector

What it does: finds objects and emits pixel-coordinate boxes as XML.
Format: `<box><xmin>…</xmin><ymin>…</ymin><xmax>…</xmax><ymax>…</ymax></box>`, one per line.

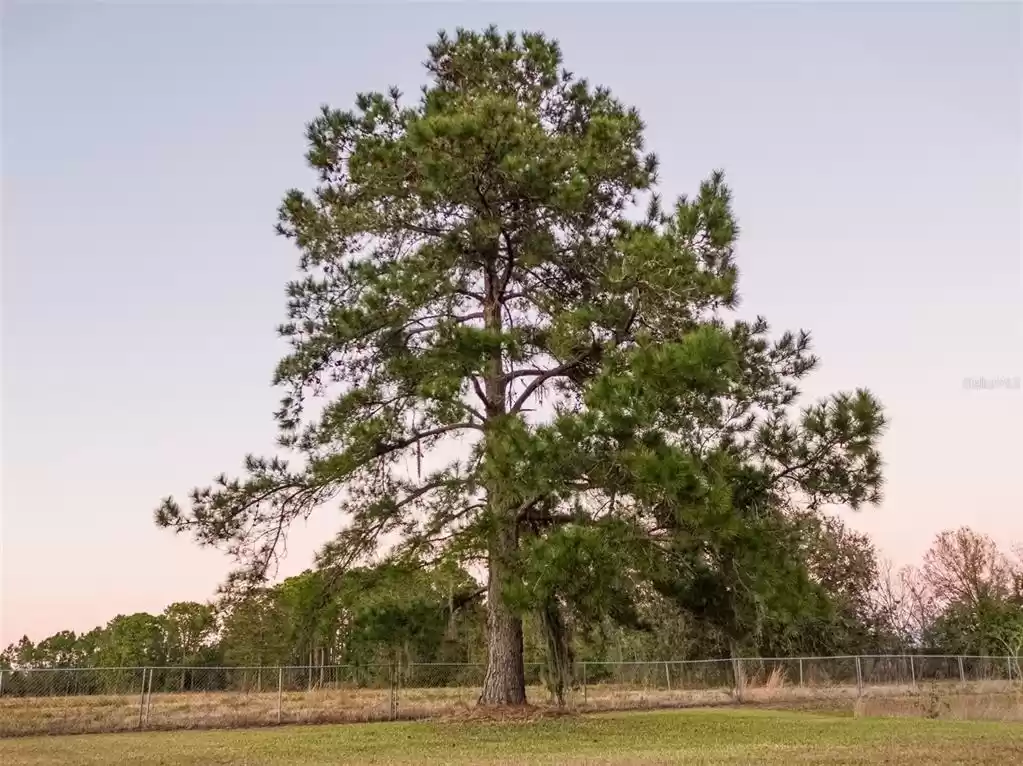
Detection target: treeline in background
<box><xmin>4</xmin><ymin>524</ymin><xmax>1020</xmax><ymax>695</ymax></box>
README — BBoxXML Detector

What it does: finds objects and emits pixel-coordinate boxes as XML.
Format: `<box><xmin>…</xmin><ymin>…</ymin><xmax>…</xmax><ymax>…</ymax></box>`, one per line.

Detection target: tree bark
<box><xmin>478</xmin><ymin>517</ymin><xmax>526</xmax><ymax>705</ymax></box>
<box><xmin>540</xmin><ymin>596</ymin><xmax>572</xmax><ymax>707</ymax></box>
<box><xmin>476</xmin><ymin>237</ymin><xmax>527</xmax><ymax>706</ymax></box>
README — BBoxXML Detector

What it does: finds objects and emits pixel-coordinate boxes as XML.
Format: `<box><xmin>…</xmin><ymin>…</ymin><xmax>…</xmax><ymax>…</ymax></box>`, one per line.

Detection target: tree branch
<box><xmin>509</xmin><ymin>356</ymin><xmax>588</xmax><ymax>414</ymax></box>
<box><xmin>374</xmin><ymin>422</ymin><xmax>483</xmax><ymax>457</ymax></box>
<box><xmin>767</xmin><ymin>436</ymin><xmax>843</xmax><ymax>485</ymax></box>
<box><xmin>470</xmin><ymin>376</ymin><xmax>490</xmax><ymax>410</ymax></box>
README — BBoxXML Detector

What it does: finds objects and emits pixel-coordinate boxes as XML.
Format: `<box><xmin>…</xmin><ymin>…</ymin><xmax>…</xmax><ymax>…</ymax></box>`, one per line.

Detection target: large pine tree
<box><xmin>157</xmin><ymin>28</ymin><xmax>885</xmax><ymax>705</ymax></box>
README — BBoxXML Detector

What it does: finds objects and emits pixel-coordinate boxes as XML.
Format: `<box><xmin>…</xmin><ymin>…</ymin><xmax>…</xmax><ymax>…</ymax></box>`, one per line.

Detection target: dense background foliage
<box><xmin>6</xmin><ymin>527</ymin><xmax>1020</xmax><ymax>679</ymax></box>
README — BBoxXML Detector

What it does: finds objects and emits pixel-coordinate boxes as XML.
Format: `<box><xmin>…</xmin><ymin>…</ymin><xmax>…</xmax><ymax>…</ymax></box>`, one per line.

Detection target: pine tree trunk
<box><xmin>478</xmin><ymin>517</ymin><xmax>526</xmax><ymax>706</ymax></box>
<box><xmin>540</xmin><ymin>597</ymin><xmax>572</xmax><ymax>707</ymax></box>
<box><xmin>476</xmin><ymin>243</ymin><xmax>527</xmax><ymax>707</ymax></box>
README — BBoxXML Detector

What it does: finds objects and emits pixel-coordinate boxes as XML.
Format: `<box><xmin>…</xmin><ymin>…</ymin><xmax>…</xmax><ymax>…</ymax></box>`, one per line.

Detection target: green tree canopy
<box><xmin>163</xmin><ymin>602</ymin><xmax>217</xmax><ymax>666</ymax></box>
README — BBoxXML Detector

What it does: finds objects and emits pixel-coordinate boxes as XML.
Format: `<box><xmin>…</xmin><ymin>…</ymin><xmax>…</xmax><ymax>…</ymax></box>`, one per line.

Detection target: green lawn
<box><xmin>1</xmin><ymin>708</ymin><xmax>1020</xmax><ymax>765</ymax></box>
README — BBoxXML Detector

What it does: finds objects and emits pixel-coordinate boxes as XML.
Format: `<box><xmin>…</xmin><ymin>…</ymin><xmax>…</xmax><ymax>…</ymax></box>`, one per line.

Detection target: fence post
<box><xmin>909</xmin><ymin>655</ymin><xmax>916</xmax><ymax>688</ymax></box>
<box><xmin>798</xmin><ymin>658</ymin><xmax>803</xmax><ymax>687</ymax></box>
<box><xmin>582</xmin><ymin>661</ymin><xmax>587</xmax><ymax>705</ymax></box>
<box><xmin>276</xmin><ymin>667</ymin><xmax>283</xmax><ymax>725</ymax></box>
<box><xmin>1009</xmin><ymin>656</ymin><xmax>1014</xmax><ymax>682</ymax></box>
<box><xmin>855</xmin><ymin>656</ymin><xmax>863</xmax><ymax>697</ymax></box>
<box><xmin>664</xmin><ymin>662</ymin><xmax>671</xmax><ymax>692</ymax></box>
<box><xmin>144</xmin><ymin>667</ymin><xmax>154</xmax><ymax>726</ymax></box>
<box><xmin>388</xmin><ymin>661</ymin><xmax>396</xmax><ymax>721</ymax></box>
<box><xmin>957</xmin><ymin>656</ymin><xmax>965</xmax><ymax>685</ymax></box>
<box><xmin>136</xmin><ymin>668</ymin><xmax>149</xmax><ymax>730</ymax></box>
<box><xmin>395</xmin><ymin>655</ymin><xmax>401</xmax><ymax>720</ymax></box>
<box><xmin>0</xmin><ymin>669</ymin><xmax>5</xmax><ymax>698</ymax></box>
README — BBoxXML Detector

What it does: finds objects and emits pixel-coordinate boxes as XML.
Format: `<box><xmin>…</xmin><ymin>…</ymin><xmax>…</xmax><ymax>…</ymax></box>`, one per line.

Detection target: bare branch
<box><xmin>509</xmin><ymin>356</ymin><xmax>589</xmax><ymax>414</ymax></box>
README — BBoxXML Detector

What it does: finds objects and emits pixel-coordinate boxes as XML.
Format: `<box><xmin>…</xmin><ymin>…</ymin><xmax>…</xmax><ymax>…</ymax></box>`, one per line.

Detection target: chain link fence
<box><xmin>0</xmin><ymin>654</ymin><xmax>1018</xmax><ymax>737</ymax></box>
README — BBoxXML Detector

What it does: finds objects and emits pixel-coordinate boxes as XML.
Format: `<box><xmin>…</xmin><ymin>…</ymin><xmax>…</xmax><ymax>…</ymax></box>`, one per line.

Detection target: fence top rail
<box><xmin>3</xmin><ymin>666</ymin><xmax>150</xmax><ymax>674</ymax></box>
<box><xmin>146</xmin><ymin>664</ymin><xmax>395</xmax><ymax>672</ymax></box>
<box><xmin>4</xmin><ymin>663</ymin><xmax>395</xmax><ymax>674</ymax></box>
<box><xmin>2</xmin><ymin>653</ymin><xmax>1014</xmax><ymax>674</ymax></box>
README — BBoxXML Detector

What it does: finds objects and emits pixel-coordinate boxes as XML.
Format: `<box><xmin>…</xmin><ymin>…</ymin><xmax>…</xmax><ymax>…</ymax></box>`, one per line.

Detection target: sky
<box><xmin>1</xmin><ymin>2</ymin><xmax>1020</xmax><ymax>647</ymax></box>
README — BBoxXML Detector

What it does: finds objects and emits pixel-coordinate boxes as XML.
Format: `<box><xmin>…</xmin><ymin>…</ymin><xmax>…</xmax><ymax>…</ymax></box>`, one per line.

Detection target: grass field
<box><xmin>1</xmin><ymin>708</ymin><xmax>1020</xmax><ymax>765</ymax></box>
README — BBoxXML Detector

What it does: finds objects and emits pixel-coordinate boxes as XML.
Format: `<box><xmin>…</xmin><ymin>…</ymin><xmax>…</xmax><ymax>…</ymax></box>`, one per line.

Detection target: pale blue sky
<box><xmin>2</xmin><ymin>2</ymin><xmax>1020</xmax><ymax>645</ymax></box>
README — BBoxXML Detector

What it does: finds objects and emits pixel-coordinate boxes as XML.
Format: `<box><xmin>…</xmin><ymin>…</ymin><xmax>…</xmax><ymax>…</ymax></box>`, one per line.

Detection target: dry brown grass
<box><xmin>854</xmin><ymin>685</ymin><xmax>1023</xmax><ymax>722</ymax></box>
<box><xmin>764</xmin><ymin>665</ymin><xmax>788</xmax><ymax>690</ymax></box>
<box><xmin>1</xmin><ymin>679</ymin><xmax>1019</xmax><ymax>737</ymax></box>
